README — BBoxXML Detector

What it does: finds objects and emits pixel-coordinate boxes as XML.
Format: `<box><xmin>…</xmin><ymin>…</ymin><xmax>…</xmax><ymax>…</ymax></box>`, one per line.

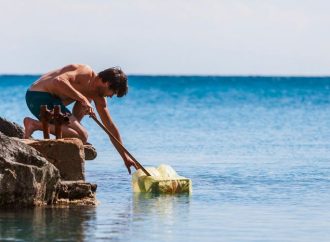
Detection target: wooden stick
<box><xmin>90</xmin><ymin>114</ymin><xmax>151</xmax><ymax>176</ymax></box>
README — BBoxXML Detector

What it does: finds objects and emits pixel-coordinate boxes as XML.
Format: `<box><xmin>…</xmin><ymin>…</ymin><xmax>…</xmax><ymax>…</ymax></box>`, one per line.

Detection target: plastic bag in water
<box><xmin>132</xmin><ymin>164</ymin><xmax>192</xmax><ymax>194</ymax></box>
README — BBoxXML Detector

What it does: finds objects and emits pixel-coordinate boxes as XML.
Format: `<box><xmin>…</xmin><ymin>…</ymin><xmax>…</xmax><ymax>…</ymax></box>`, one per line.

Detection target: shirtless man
<box><xmin>23</xmin><ymin>64</ymin><xmax>138</xmax><ymax>174</ymax></box>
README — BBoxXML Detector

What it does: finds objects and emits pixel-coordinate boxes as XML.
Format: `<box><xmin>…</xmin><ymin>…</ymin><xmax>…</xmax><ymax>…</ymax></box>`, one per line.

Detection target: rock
<box><xmin>84</xmin><ymin>144</ymin><xmax>97</xmax><ymax>160</ymax></box>
<box><xmin>58</xmin><ymin>181</ymin><xmax>97</xmax><ymax>199</ymax></box>
<box><xmin>0</xmin><ymin>117</ymin><xmax>24</xmax><ymax>138</ymax></box>
<box><xmin>0</xmin><ymin>132</ymin><xmax>60</xmax><ymax>207</ymax></box>
<box><xmin>57</xmin><ymin>181</ymin><xmax>98</xmax><ymax>205</ymax></box>
<box><xmin>24</xmin><ymin>138</ymin><xmax>85</xmax><ymax>181</ymax></box>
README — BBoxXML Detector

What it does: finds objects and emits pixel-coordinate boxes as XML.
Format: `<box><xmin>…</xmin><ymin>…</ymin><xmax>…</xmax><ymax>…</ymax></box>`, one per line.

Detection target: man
<box><xmin>23</xmin><ymin>64</ymin><xmax>138</xmax><ymax>174</ymax></box>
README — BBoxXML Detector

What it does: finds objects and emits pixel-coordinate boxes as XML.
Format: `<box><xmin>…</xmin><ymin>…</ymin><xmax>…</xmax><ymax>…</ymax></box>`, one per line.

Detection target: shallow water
<box><xmin>1</xmin><ymin>75</ymin><xmax>330</xmax><ymax>241</ymax></box>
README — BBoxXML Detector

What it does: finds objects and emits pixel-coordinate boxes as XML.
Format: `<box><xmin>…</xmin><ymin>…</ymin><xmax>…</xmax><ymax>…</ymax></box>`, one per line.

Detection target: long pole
<box><xmin>90</xmin><ymin>114</ymin><xmax>151</xmax><ymax>176</ymax></box>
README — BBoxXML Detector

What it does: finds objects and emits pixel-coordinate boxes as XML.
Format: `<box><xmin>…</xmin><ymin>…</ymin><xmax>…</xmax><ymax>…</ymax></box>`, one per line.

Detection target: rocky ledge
<box><xmin>57</xmin><ymin>181</ymin><xmax>98</xmax><ymax>206</ymax></box>
<box><xmin>0</xmin><ymin>118</ymin><xmax>98</xmax><ymax>207</ymax></box>
<box><xmin>0</xmin><ymin>117</ymin><xmax>25</xmax><ymax>138</ymax></box>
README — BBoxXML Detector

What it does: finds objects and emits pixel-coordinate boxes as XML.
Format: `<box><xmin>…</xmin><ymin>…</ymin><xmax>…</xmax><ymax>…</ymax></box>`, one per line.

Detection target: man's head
<box><xmin>97</xmin><ymin>67</ymin><xmax>128</xmax><ymax>98</ymax></box>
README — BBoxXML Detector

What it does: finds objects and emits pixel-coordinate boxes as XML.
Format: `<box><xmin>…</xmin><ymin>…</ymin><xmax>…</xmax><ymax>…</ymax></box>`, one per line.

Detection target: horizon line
<box><xmin>0</xmin><ymin>73</ymin><xmax>330</xmax><ymax>78</ymax></box>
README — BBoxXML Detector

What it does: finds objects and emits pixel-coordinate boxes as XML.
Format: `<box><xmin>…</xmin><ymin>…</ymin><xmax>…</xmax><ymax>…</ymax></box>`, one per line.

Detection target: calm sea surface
<box><xmin>1</xmin><ymin>75</ymin><xmax>330</xmax><ymax>241</ymax></box>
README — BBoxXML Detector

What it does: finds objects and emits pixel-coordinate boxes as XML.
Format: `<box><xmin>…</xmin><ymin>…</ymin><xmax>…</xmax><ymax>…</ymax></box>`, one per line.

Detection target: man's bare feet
<box><xmin>23</xmin><ymin>117</ymin><xmax>39</xmax><ymax>139</ymax></box>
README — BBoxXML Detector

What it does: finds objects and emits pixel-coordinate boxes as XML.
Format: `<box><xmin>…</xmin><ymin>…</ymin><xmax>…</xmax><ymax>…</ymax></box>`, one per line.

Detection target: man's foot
<box><xmin>23</xmin><ymin>117</ymin><xmax>38</xmax><ymax>139</ymax></box>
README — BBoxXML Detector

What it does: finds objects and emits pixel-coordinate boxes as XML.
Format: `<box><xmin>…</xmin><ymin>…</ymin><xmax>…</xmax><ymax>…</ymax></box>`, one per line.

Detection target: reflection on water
<box><xmin>0</xmin><ymin>207</ymin><xmax>96</xmax><ymax>241</ymax></box>
<box><xmin>133</xmin><ymin>193</ymin><xmax>190</xmax><ymax>219</ymax></box>
<box><xmin>93</xmin><ymin>193</ymin><xmax>191</xmax><ymax>241</ymax></box>
<box><xmin>0</xmin><ymin>194</ymin><xmax>191</xmax><ymax>241</ymax></box>
<box><xmin>130</xmin><ymin>194</ymin><xmax>191</xmax><ymax>242</ymax></box>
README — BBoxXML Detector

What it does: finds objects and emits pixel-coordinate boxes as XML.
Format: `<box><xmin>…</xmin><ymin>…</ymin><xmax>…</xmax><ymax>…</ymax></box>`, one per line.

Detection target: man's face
<box><xmin>104</xmin><ymin>88</ymin><xmax>117</xmax><ymax>98</ymax></box>
<box><xmin>97</xmin><ymin>79</ymin><xmax>117</xmax><ymax>98</ymax></box>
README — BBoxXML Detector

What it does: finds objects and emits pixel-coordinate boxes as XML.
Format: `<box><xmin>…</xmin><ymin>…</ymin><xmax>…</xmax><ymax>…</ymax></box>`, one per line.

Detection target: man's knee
<box><xmin>68</xmin><ymin>116</ymin><xmax>88</xmax><ymax>143</ymax></box>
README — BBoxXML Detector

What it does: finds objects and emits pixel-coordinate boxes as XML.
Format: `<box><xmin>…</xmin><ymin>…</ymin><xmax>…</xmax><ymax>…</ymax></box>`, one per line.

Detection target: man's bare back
<box><xmin>30</xmin><ymin>64</ymin><xmax>99</xmax><ymax>105</ymax></box>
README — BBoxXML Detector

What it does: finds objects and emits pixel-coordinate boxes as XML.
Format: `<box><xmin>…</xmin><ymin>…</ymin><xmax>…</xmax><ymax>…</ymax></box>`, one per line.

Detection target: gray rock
<box><xmin>0</xmin><ymin>117</ymin><xmax>24</xmax><ymax>138</ymax></box>
<box><xmin>0</xmin><ymin>132</ymin><xmax>60</xmax><ymax>207</ymax></box>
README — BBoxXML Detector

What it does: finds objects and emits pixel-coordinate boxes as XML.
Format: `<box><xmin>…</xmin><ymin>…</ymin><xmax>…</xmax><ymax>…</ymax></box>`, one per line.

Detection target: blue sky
<box><xmin>0</xmin><ymin>0</ymin><xmax>329</xmax><ymax>75</ymax></box>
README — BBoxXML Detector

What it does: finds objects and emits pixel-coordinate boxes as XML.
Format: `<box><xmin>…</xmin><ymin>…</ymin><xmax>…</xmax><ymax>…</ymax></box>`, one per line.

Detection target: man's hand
<box><xmin>81</xmin><ymin>98</ymin><xmax>95</xmax><ymax>115</ymax></box>
<box><xmin>124</xmin><ymin>155</ymin><xmax>139</xmax><ymax>174</ymax></box>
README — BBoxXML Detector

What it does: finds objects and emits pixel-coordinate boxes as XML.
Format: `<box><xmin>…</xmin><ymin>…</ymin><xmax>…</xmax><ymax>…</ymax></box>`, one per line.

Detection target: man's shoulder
<box><xmin>76</xmin><ymin>64</ymin><xmax>94</xmax><ymax>74</ymax></box>
<box><xmin>62</xmin><ymin>64</ymin><xmax>94</xmax><ymax>75</ymax></box>
<box><xmin>74</xmin><ymin>64</ymin><xmax>96</xmax><ymax>80</ymax></box>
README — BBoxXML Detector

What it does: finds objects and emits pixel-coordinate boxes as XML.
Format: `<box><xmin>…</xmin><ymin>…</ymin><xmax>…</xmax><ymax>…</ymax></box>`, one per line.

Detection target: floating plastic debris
<box><xmin>132</xmin><ymin>164</ymin><xmax>192</xmax><ymax>194</ymax></box>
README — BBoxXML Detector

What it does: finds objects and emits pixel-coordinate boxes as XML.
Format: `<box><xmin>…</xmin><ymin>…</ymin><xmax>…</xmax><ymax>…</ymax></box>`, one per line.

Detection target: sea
<box><xmin>0</xmin><ymin>75</ymin><xmax>330</xmax><ymax>241</ymax></box>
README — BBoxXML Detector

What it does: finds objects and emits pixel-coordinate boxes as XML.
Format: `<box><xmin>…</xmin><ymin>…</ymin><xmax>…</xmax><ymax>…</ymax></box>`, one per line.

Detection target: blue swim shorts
<box><xmin>25</xmin><ymin>90</ymin><xmax>71</xmax><ymax>120</ymax></box>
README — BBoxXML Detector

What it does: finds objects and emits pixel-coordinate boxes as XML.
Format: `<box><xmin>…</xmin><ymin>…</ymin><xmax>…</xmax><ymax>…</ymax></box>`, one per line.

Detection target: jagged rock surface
<box><xmin>0</xmin><ymin>117</ymin><xmax>24</xmax><ymax>138</ymax></box>
<box><xmin>84</xmin><ymin>144</ymin><xmax>97</xmax><ymax>160</ymax></box>
<box><xmin>58</xmin><ymin>181</ymin><xmax>96</xmax><ymax>199</ymax></box>
<box><xmin>0</xmin><ymin>132</ymin><xmax>61</xmax><ymax>207</ymax></box>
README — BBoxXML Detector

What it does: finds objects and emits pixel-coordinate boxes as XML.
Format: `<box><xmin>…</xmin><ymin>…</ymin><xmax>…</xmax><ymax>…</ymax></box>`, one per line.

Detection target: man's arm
<box><xmin>94</xmin><ymin>97</ymin><xmax>138</xmax><ymax>173</ymax></box>
<box><xmin>52</xmin><ymin>70</ymin><xmax>94</xmax><ymax>114</ymax></box>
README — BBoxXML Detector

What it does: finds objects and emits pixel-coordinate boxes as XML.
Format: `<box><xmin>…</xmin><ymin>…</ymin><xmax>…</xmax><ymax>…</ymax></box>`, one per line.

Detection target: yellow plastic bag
<box><xmin>132</xmin><ymin>164</ymin><xmax>192</xmax><ymax>194</ymax></box>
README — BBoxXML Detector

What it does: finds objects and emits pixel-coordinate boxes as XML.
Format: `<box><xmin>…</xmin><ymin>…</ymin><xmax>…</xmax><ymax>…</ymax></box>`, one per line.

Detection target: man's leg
<box><xmin>24</xmin><ymin>115</ymin><xmax>89</xmax><ymax>144</ymax></box>
<box><xmin>72</xmin><ymin>100</ymin><xmax>86</xmax><ymax>122</ymax></box>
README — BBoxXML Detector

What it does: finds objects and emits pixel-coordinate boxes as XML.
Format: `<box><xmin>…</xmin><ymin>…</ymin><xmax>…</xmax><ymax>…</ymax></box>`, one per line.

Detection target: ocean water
<box><xmin>1</xmin><ymin>75</ymin><xmax>330</xmax><ymax>241</ymax></box>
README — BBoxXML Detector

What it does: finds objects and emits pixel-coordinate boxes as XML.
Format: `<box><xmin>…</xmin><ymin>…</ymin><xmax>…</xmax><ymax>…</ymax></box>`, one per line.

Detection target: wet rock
<box><xmin>0</xmin><ymin>132</ymin><xmax>60</xmax><ymax>207</ymax></box>
<box><xmin>58</xmin><ymin>181</ymin><xmax>97</xmax><ymax>199</ymax></box>
<box><xmin>23</xmin><ymin>138</ymin><xmax>85</xmax><ymax>181</ymax></box>
<box><xmin>0</xmin><ymin>117</ymin><xmax>24</xmax><ymax>138</ymax></box>
<box><xmin>84</xmin><ymin>144</ymin><xmax>97</xmax><ymax>160</ymax></box>
<box><xmin>57</xmin><ymin>181</ymin><xmax>98</xmax><ymax>205</ymax></box>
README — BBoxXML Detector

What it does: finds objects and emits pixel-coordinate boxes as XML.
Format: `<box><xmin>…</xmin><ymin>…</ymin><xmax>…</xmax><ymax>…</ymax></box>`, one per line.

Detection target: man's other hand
<box><xmin>124</xmin><ymin>156</ymin><xmax>139</xmax><ymax>174</ymax></box>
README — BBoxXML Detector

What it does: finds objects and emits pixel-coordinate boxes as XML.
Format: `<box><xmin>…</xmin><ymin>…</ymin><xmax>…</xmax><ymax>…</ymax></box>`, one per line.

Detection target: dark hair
<box><xmin>97</xmin><ymin>67</ymin><xmax>128</xmax><ymax>97</ymax></box>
